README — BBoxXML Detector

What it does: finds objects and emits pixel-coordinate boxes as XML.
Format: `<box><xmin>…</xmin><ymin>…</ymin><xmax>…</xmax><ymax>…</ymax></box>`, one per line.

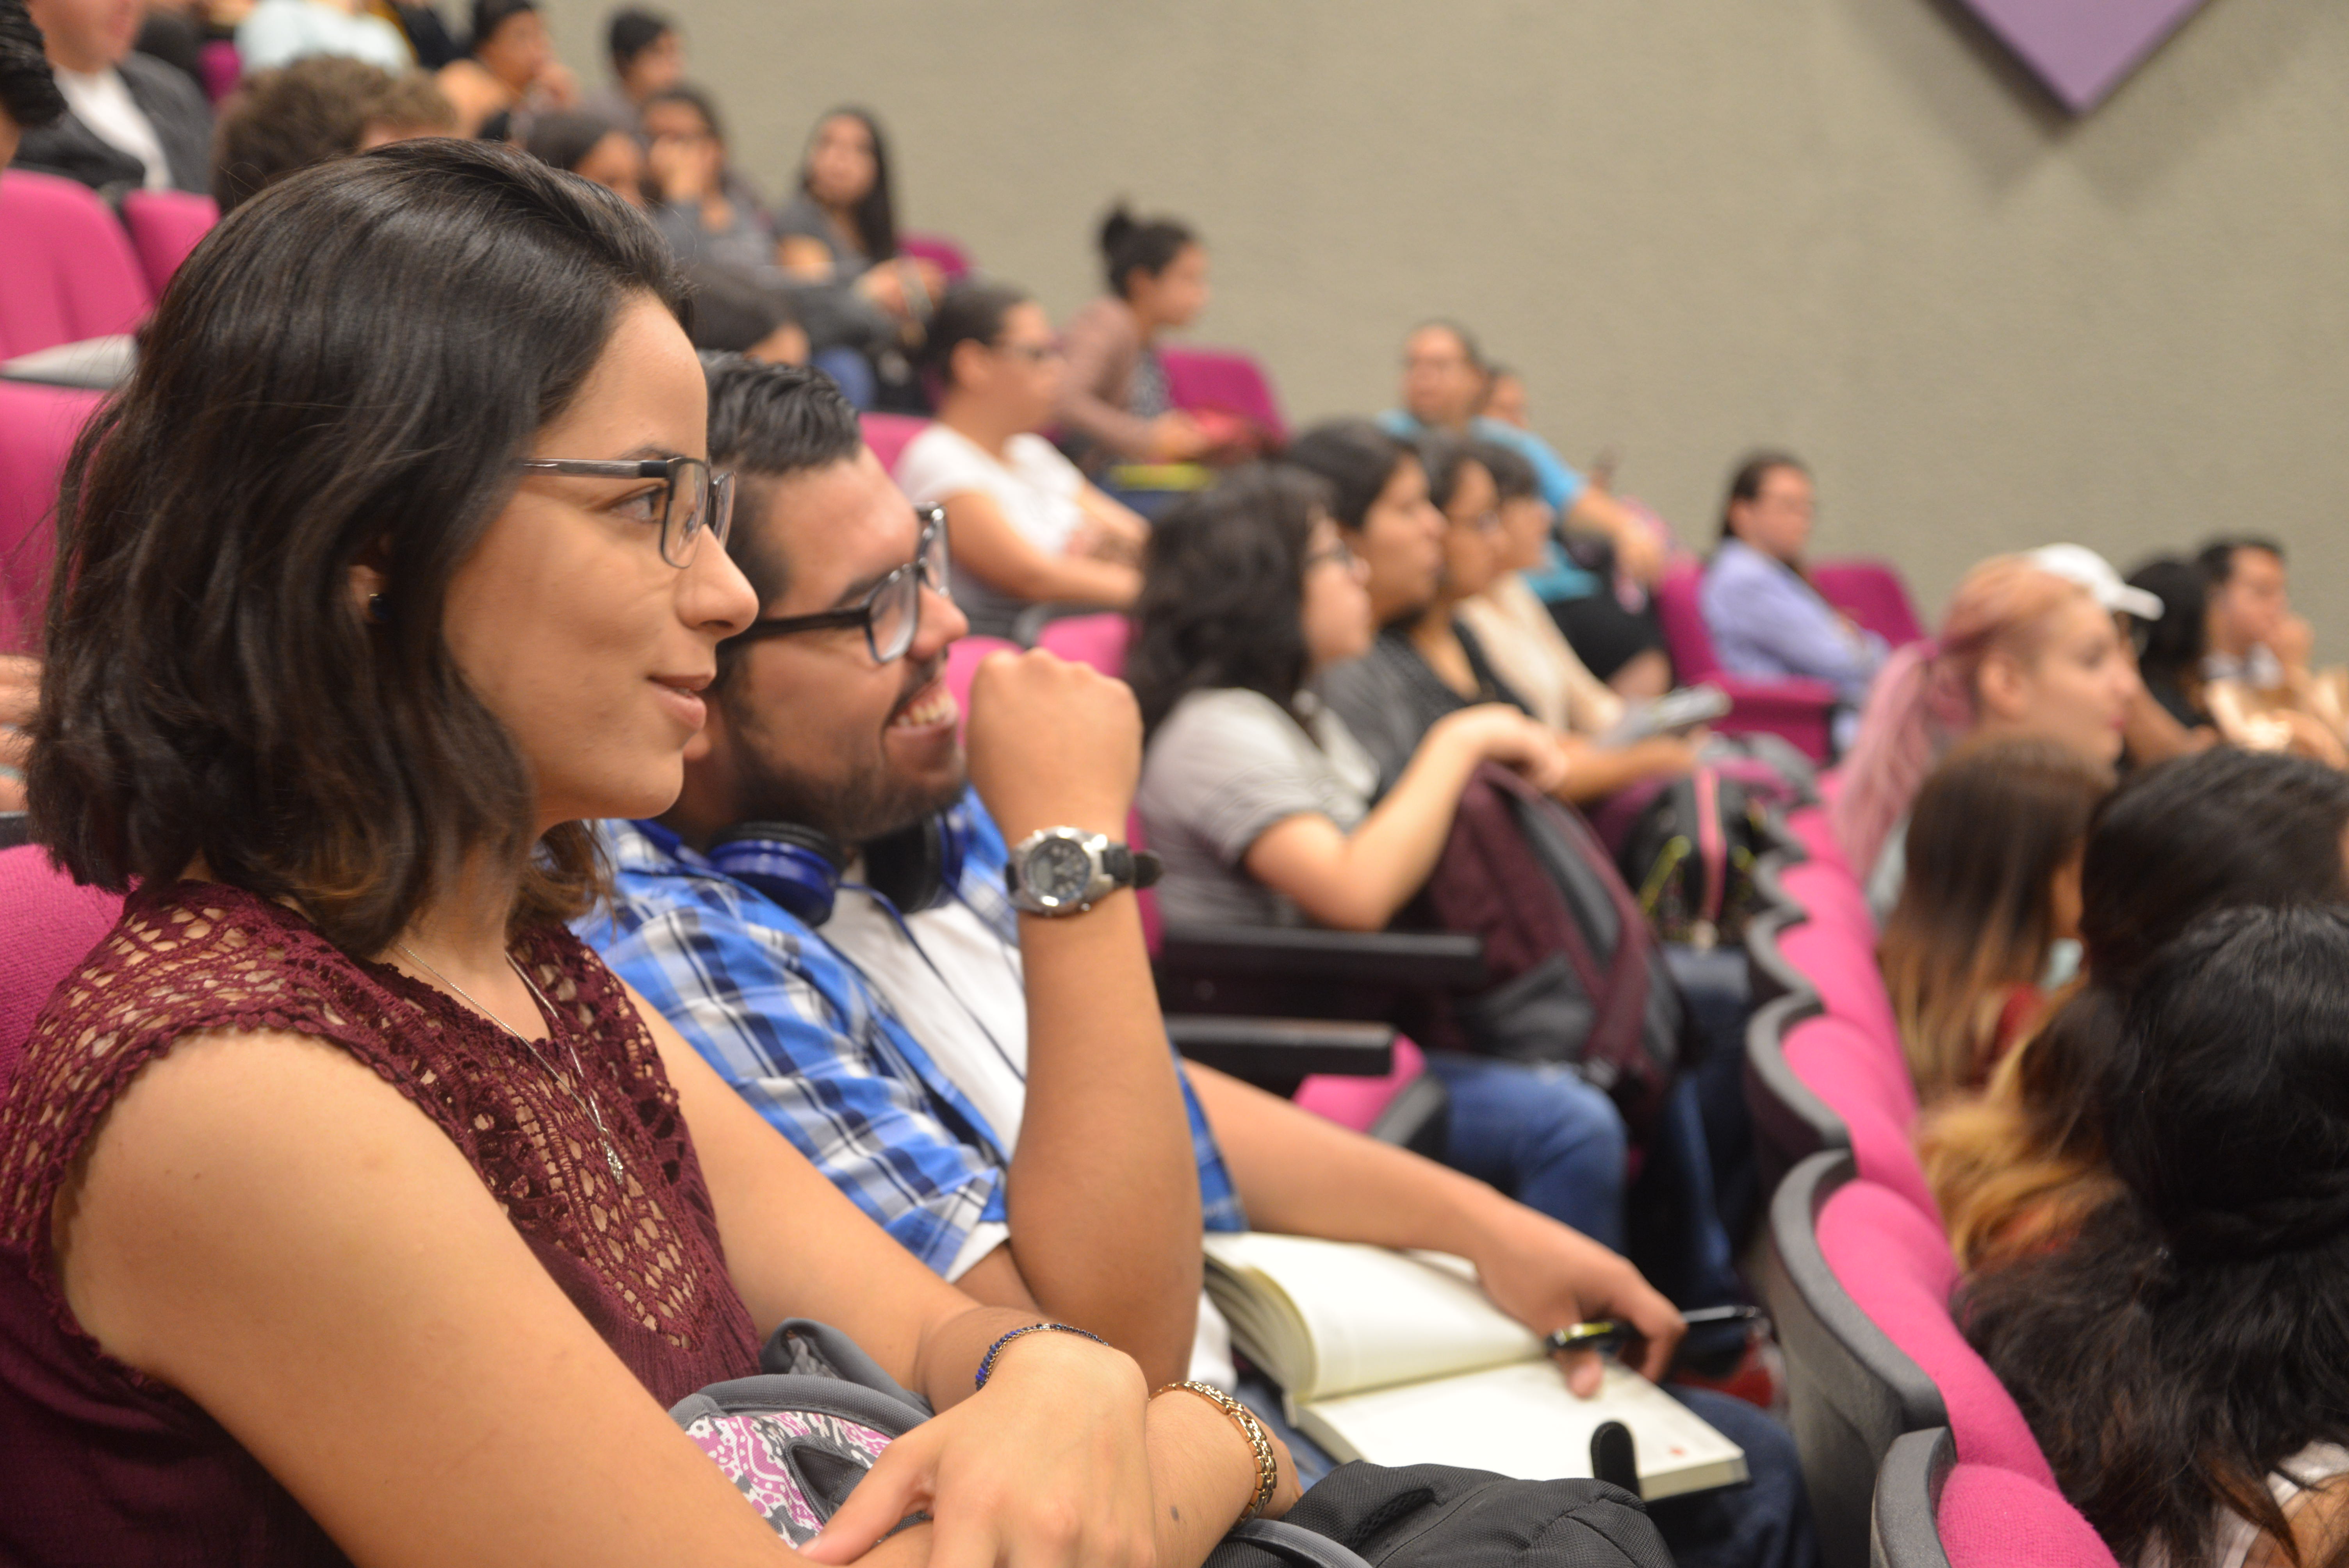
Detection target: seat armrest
<box><xmin>1156</xmin><ymin>924</ymin><xmax>1485</xmax><ymax>989</ymax></box>
<box><xmin>1166</xmin><ymin>1015</ymin><xmax>1395</xmax><ymax>1079</ymax></box>
<box><xmin>0</xmin><ymin>813</ymin><xmax>28</xmax><ymax>852</ymax></box>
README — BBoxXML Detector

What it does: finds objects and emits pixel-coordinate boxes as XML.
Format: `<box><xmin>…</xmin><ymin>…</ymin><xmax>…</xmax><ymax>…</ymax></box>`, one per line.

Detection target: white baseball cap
<box><xmin>2027</xmin><ymin>543</ymin><xmax>2165</xmax><ymax>621</ymax></box>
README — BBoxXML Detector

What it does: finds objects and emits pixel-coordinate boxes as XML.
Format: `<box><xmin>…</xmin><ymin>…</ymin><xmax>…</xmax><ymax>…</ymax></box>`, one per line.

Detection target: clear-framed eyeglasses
<box><xmin>729</xmin><ymin>505</ymin><xmax>951</xmax><ymax>665</ymax></box>
<box><xmin>514</xmin><ymin>456</ymin><xmax>735</xmax><ymax>569</ymax></box>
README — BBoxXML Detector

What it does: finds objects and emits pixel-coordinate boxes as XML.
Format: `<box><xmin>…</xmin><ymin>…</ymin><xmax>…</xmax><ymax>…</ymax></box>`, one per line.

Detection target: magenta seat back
<box><xmin>1812</xmin><ymin>558</ymin><xmax>1926</xmax><ymax>649</ymax></box>
<box><xmin>1779</xmin><ymin>857</ymin><xmax>1872</xmax><ymax>938</ymax></box>
<box><xmin>1035</xmin><ymin>613</ymin><xmax>1130</xmax><ymax>677</ymax></box>
<box><xmin>1784</xmin><ymin>804</ymin><xmax>1846</xmax><ymax>872</ymax></box>
<box><xmin>896</xmin><ymin>233</ymin><xmax>971</xmax><ymax>283</ymax></box>
<box><xmin>1654</xmin><ymin>563</ymin><xmax>1724</xmax><ymax>680</ymax></box>
<box><xmin>0</xmin><ymin>845</ymin><xmax>125</xmax><ymax>1086</ymax></box>
<box><xmin>1939</xmin><ymin>1464</ymin><xmax>2119</xmax><ymax>1568</ymax></box>
<box><xmin>120</xmin><ymin>189</ymin><xmax>219</xmax><ymax>298</ymax></box>
<box><xmin>1294</xmin><ymin>1035</ymin><xmax>1427</xmax><ymax>1133</ymax></box>
<box><xmin>1777</xmin><ymin>922</ymin><xmax>1900</xmax><ymax>1042</ymax></box>
<box><xmin>859</xmin><ymin>412</ymin><xmax>929</xmax><ymax>476</ymax></box>
<box><xmin>1158</xmin><ymin>347</ymin><xmax>1288</xmax><ymax>444</ymax></box>
<box><xmin>0</xmin><ymin>382</ymin><xmax>105</xmax><ymax>654</ymax></box>
<box><xmin>1784</xmin><ymin>1017</ymin><xmax>1936</xmax><ymax>1218</ymax></box>
<box><xmin>1817</xmin><ymin>1179</ymin><xmax>2056</xmax><ymax>1486</ymax></box>
<box><xmin>198</xmin><ymin>39</ymin><xmax>241</xmax><ymax>103</ymax></box>
<box><xmin>0</xmin><ymin>170</ymin><xmax>151</xmax><ymax>358</ymax></box>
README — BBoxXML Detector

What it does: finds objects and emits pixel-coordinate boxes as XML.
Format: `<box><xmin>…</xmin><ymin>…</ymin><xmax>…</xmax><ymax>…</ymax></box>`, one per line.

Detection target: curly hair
<box><xmin>1127</xmin><ymin>464</ymin><xmax>1335</xmax><ymax>737</ymax></box>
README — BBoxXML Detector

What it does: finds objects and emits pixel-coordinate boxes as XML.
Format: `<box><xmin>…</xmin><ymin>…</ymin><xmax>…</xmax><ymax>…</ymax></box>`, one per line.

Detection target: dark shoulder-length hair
<box><xmin>1282</xmin><ymin>419</ymin><xmax>1412</xmax><ymax>535</ymax></box>
<box><xmin>802</xmin><ymin>105</ymin><xmax>897</xmax><ymax>262</ymax></box>
<box><xmin>27</xmin><ymin>138</ymin><xmax>688</xmax><ymax>955</ymax></box>
<box><xmin>1128</xmin><ymin>463</ymin><xmax>1335</xmax><ymax>738</ymax></box>
<box><xmin>1964</xmin><ymin>905</ymin><xmax>2349</xmax><ymax>1568</ymax></box>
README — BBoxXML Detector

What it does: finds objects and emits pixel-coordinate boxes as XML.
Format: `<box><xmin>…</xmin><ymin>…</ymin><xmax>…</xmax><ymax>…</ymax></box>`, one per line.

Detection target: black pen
<box><xmin>1545</xmin><ymin>1304</ymin><xmax>1766</xmax><ymax>1358</ymax></box>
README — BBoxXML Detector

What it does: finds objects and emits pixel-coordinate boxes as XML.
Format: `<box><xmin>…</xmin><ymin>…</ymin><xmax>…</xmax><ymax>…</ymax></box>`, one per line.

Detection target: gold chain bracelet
<box><xmin>1153</xmin><ymin>1380</ymin><xmax>1281</xmax><ymax>1528</ymax></box>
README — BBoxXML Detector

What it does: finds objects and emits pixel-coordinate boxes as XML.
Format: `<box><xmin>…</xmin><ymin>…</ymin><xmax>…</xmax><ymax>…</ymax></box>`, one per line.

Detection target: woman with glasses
<box><xmin>896</xmin><ymin>280</ymin><xmax>1151</xmax><ymax>640</ymax></box>
<box><xmin>0</xmin><ymin>140</ymin><xmax>1288</xmax><ymax>1566</ymax></box>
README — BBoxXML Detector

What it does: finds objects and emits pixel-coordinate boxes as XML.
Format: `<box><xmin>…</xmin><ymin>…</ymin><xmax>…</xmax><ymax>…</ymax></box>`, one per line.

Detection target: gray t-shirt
<box><xmin>1137</xmin><ymin>687</ymin><xmax>1380</xmax><ymax>929</ymax></box>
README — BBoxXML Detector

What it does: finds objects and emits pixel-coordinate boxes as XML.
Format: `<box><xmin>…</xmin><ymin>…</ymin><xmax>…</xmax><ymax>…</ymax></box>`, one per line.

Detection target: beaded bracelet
<box><xmin>1154</xmin><ymin>1380</ymin><xmax>1281</xmax><ymax>1528</ymax></box>
<box><xmin>972</xmin><ymin>1321</ymin><xmax>1109</xmax><ymax>1390</ymax></box>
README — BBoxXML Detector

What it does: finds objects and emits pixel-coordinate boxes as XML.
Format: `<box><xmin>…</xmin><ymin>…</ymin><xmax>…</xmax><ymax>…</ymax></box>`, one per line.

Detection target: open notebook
<box><xmin>1203</xmin><ymin>1232</ymin><xmax>1747</xmax><ymax>1501</ymax></box>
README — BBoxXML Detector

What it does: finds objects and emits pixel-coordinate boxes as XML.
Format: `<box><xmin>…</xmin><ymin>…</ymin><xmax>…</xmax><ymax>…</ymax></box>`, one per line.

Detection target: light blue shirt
<box><xmin>1378</xmin><ymin>410</ymin><xmax>1598</xmax><ymax>603</ymax></box>
<box><xmin>1702</xmin><ymin>538</ymin><xmax>1888</xmax><ymax>707</ymax></box>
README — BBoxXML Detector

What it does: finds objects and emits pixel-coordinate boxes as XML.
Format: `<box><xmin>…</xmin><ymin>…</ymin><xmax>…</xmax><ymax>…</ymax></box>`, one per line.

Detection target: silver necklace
<box><xmin>396</xmin><ymin>942</ymin><xmax>626</xmax><ymax>1183</ymax></box>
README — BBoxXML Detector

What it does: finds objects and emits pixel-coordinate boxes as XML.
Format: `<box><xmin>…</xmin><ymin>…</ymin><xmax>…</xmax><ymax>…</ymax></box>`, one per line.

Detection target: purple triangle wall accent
<box><xmin>1958</xmin><ymin>0</ymin><xmax>2212</xmax><ymax>112</ymax></box>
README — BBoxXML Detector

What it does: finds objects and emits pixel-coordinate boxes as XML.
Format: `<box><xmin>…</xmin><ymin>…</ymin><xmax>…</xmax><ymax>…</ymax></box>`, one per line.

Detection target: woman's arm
<box><xmin>1053</xmin><ymin>307</ymin><xmax>1175</xmax><ymax>461</ymax></box>
<box><xmin>1072</xmin><ymin>483</ymin><xmax>1152</xmax><ymax>561</ymax></box>
<box><xmin>1244</xmin><ymin>704</ymin><xmax>1564</xmax><ymax>931</ymax></box>
<box><xmin>1547</xmin><ymin>734</ymin><xmax>1699</xmax><ymax>804</ymax></box>
<box><xmin>776</xmin><ymin>234</ymin><xmax>840</xmax><ymax>282</ymax></box>
<box><xmin>942</xmin><ymin>490</ymin><xmax>1141</xmax><ymax>610</ymax></box>
<box><xmin>1183</xmin><ymin>1062</ymin><xmax>1682</xmax><ymax>1393</ymax></box>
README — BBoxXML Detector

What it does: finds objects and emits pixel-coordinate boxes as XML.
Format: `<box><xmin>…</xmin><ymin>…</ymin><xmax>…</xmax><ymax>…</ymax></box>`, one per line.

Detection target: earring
<box><xmin>366</xmin><ymin>593</ymin><xmax>391</xmax><ymax>625</ymax></box>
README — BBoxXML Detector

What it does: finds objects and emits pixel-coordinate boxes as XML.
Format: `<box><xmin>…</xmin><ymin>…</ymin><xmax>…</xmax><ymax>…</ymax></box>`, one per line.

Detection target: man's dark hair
<box><xmin>2196</xmin><ymin>535</ymin><xmax>2285</xmax><ymax>586</ymax></box>
<box><xmin>212</xmin><ymin>56</ymin><xmax>401</xmax><ymax>212</ymax></box>
<box><xmin>1126</xmin><ymin>463</ymin><xmax>1336</xmax><ymax>737</ymax></box>
<box><xmin>470</xmin><ymin>0</ymin><xmax>538</xmax><ymax>52</ymax></box>
<box><xmin>0</xmin><ymin>0</ymin><xmax>66</xmax><ymax>131</ymax></box>
<box><xmin>1468</xmin><ymin>438</ymin><xmax>1537</xmax><ymax>504</ymax></box>
<box><xmin>702</xmin><ymin>355</ymin><xmax>863</xmax><ymax>645</ymax></box>
<box><xmin>643</xmin><ymin>82</ymin><xmax>724</xmax><ymax>143</ymax></box>
<box><xmin>1408</xmin><ymin>318</ymin><xmax>1486</xmax><ymax>371</ymax></box>
<box><xmin>607</xmin><ymin>6</ymin><xmax>671</xmax><ymax>70</ymax></box>
<box><xmin>1098</xmin><ymin>203</ymin><xmax>1197</xmax><ymax>299</ymax></box>
<box><xmin>28</xmin><ymin>139</ymin><xmax>686</xmax><ymax>955</ymax></box>
<box><xmin>918</xmin><ymin>279</ymin><xmax>1027</xmax><ymax>392</ymax></box>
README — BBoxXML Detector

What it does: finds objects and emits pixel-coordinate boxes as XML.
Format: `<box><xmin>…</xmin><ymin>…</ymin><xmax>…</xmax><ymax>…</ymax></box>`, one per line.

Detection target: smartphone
<box><xmin>1596</xmin><ymin>684</ymin><xmax>1732</xmax><ymax>747</ymax></box>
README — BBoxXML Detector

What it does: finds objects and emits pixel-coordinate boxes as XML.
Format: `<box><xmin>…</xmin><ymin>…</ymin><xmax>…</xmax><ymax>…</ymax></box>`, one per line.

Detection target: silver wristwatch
<box><xmin>1003</xmin><ymin>827</ymin><xmax>1163</xmax><ymax>916</ymax></box>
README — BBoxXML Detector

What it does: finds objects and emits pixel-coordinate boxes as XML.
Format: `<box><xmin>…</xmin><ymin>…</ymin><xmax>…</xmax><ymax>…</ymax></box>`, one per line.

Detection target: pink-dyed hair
<box><xmin>1832</xmin><ymin>557</ymin><xmax>2095</xmax><ymax>877</ymax></box>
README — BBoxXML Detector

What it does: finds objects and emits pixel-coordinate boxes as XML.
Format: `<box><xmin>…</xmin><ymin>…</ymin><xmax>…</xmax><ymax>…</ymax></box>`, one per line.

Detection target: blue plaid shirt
<box><xmin>581</xmin><ymin>796</ymin><xmax>1244</xmax><ymax>1279</ymax></box>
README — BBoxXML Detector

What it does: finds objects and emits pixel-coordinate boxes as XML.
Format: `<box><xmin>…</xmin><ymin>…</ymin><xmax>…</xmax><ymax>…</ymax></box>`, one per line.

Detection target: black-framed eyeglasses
<box><xmin>515</xmin><ymin>456</ymin><xmax>734</xmax><ymax>569</ymax></box>
<box><xmin>730</xmin><ymin>505</ymin><xmax>950</xmax><ymax>664</ymax></box>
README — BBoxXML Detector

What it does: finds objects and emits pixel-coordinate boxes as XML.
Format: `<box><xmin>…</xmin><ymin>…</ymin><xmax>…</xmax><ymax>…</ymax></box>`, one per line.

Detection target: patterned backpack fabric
<box><xmin>670</xmin><ymin>1320</ymin><xmax>931</xmax><ymax>1545</ymax></box>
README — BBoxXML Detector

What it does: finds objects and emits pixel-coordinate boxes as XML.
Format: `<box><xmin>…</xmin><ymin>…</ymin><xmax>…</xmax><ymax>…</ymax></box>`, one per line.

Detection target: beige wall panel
<box><xmin>537</xmin><ymin>0</ymin><xmax>2349</xmax><ymax>642</ymax></box>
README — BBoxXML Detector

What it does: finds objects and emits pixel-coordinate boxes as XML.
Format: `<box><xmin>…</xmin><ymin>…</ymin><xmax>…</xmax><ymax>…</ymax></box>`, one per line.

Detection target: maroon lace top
<box><xmin>0</xmin><ymin>881</ymin><xmax>763</xmax><ymax>1566</ymax></box>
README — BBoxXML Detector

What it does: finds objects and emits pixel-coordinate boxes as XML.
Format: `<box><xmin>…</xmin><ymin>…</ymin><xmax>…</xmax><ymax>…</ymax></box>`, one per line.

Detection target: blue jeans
<box><xmin>1420</xmin><ymin>1053</ymin><xmax>1629</xmax><ymax>1249</ymax></box>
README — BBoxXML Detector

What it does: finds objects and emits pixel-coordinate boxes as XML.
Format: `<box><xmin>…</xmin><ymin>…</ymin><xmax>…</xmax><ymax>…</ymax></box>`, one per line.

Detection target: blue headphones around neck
<box><xmin>707</xmin><ymin>803</ymin><xmax>973</xmax><ymax>927</ymax></box>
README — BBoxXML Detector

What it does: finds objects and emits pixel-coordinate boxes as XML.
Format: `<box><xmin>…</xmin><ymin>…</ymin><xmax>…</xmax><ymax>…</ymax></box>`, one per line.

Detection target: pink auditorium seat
<box><xmin>120</xmin><ymin>188</ymin><xmax>219</xmax><ymax>298</ymax></box>
<box><xmin>1780</xmin><ymin>856</ymin><xmax>1873</xmax><ymax>941</ymax></box>
<box><xmin>1938</xmin><ymin>1464</ymin><xmax>2119</xmax><ymax>1568</ymax></box>
<box><xmin>0</xmin><ymin>381</ymin><xmax>105</xmax><ymax>654</ymax></box>
<box><xmin>1777</xmin><ymin>918</ymin><xmax>1900</xmax><ymax>1043</ymax></box>
<box><xmin>1655</xmin><ymin>563</ymin><xmax>1839</xmax><ymax>761</ymax></box>
<box><xmin>0</xmin><ymin>845</ymin><xmax>125</xmax><ymax>1084</ymax></box>
<box><xmin>198</xmin><ymin>39</ymin><xmax>242</xmax><ymax>104</ymax></box>
<box><xmin>896</xmin><ymin>233</ymin><xmax>971</xmax><ymax>283</ymax></box>
<box><xmin>1811</xmin><ymin>558</ymin><xmax>1927</xmax><ymax>650</ymax></box>
<box><xmin>0</xmin><ymin>169</ymin><xmax>152</xmax><ymax>358</ymax></box>
<box><xmin>1816</xmin><ymin>1178</ymin><xmax>2057</xmax><ymax>1486</ymax></box>
<box><xmin>860</xmin><ymin>412</ymin><xmax>929</xmax><ymax>476</ymax></box>
<box><xmin>1158</xmin><ymin>346</ymin><xmax>1288</xmax><ymax>445</ymax></box>
<box><xmin>1784</xmin><ymin>802</ymin><xmax>1846</xmax><ymax>871</ymax></box>
<box><xmin>1034</xmin><ymin>612</ymin><xmax>1130</xmax><ymax>675</ymax></box>
<box><xmin>1782</xmin><ymin>1015</ymin><xmax>1937</xmax><ymax>1218</ymax></box>
<box><xmin>1294</xmin><ymin>1035</ymin><xmax>1426</xmax><ymax>1132</ymax></box>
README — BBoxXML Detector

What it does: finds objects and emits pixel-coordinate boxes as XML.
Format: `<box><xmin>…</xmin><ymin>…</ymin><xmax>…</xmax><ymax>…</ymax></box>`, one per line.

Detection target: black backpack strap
<box><xmin>1207</xmin><ymin>1519</ymin><xmax>1378</xmax><ymax>1568</ymax></box>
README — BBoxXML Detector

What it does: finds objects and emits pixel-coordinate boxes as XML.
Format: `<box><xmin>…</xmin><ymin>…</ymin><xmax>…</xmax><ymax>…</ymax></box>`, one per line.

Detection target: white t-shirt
<box><xmin>54</xmin><ymin>67</ymin><xmax>173</xmax><ymax>191</ymax></box>
<box><xmin>895</xmin><ymin>424</ymin><xmax>1090</xmax><ymax>639</ymax></box>
<box><xmin>236</xmin><ymin>0</ymin><xmax>415</xmax><ymax>73</ymax></box>
<box><xmin>822</xmin><ymin>877</ymin><xmax>1238</xmax><ymax>1389</ymax></box>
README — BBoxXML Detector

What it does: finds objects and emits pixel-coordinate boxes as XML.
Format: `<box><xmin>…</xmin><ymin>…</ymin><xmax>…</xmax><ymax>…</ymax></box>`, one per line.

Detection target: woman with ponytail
<box><xmin>1832</xmin><ymin>555</ymin><xmax>2137</xmax><ymax>916</ymax></box>
<box><xmin>1055</xmin><ymin>203</ymin><xmax>1216</xmax><ymax>469</ymax></box>
<box><xmin>1962</xmin><ymin>903</ymin><xmax>2349</xmax><ymax>1568</ymax></box>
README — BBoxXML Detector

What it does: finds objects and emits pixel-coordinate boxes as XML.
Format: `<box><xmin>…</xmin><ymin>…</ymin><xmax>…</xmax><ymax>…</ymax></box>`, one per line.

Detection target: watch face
<box><xmin>1027</xmin><ymin>836</ymin><xmax>1095</xmax><ymax>904</ymax></box>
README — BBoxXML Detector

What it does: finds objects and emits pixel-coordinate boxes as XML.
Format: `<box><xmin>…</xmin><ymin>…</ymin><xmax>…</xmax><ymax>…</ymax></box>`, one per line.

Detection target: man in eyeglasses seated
<box><xmin>580</xmin><ymin>359</ymin><xmax>1816</xmax><ymax>1568</ymax></box>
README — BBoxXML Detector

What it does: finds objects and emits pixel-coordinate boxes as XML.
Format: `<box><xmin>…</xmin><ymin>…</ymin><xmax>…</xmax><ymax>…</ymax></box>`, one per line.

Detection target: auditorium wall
<box><xmin>537</xmin><ymin>0</ymin><xmax>2349</xmax><ymax>638</ymax></box>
